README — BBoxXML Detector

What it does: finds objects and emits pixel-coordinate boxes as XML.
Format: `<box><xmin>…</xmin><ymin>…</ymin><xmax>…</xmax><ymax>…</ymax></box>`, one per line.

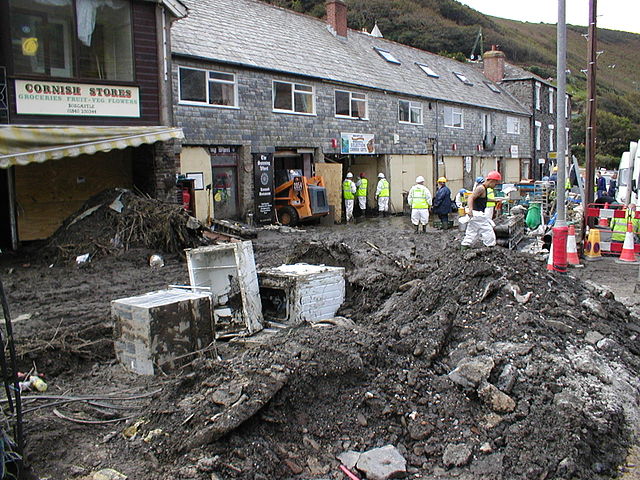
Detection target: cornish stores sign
<box><xmin>15</xmin><ymin>80</ymin><xmax>140</xmax><ymax>118</ymax></box>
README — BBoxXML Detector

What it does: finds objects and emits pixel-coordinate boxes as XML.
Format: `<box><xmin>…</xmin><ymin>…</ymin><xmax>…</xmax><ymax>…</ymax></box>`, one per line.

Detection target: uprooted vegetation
<box><xmin>4</xmin><ymin>218</ymin><xmax>640</xmax><ymax>480</ymax></box>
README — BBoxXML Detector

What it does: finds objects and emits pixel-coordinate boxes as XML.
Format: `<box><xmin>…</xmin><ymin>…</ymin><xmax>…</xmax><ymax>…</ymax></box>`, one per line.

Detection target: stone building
<box><xmin>170</xmin><ymin>0</ymin><xmax>535</xmax><ymax>222</ymax></box>
<box><xmin>0</xmin><ymin>0</ymin><xmax>187</xmax><ymax>248</ymax></box>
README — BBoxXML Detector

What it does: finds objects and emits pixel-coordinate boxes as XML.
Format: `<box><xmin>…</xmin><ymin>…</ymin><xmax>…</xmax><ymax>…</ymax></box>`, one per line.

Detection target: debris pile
<box><xmin>43</xmin><ymin>188</ymin><xmax>208</xmax><ymax>263</ymax></box>
<box><xmin>130</xmin><ymin>241</ymin><xmax>639</xmax><ymax>480</ymax></box>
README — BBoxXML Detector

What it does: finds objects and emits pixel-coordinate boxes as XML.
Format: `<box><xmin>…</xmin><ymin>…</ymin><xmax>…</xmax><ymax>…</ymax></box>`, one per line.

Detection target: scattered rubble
<box><xmin>1</xmin><ymin>217</ymin><xmax>639</xmax><ymax>480</ymax></box>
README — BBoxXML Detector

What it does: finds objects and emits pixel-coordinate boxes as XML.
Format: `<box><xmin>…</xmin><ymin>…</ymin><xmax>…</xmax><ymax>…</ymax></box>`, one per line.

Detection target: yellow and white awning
<box><xmin>0</xmin><ymin>125</ymin><xmax>184</xmax><ymax>168</ymax></box>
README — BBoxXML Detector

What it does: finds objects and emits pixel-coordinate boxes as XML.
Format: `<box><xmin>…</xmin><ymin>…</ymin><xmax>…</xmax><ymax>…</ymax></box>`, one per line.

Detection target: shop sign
<box><xmin>253</xmin><ymin>153</ymin><xmax>275</xmax><ymax>225</ymax></box>
<box><xmin>14</xmin><ymin>79</ymin><xmax>140</xmax><ymax>117</ymax></box>
<box><xmin>510</xmin><ymin>145</ymin><xmax>519</xmax><ymax>158</ymax></box>
<box><xmin>341</xmin><ymin>133</ymin><xmax>375</xmax><ymax>154</ymax></box>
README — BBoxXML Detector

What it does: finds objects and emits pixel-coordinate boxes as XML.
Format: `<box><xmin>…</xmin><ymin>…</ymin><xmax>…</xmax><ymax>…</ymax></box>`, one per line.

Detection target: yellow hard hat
<box><xmin>553</xmin><ymin>166</ymin><xmax>558</xmax><ymax>172</ymax></box>
<box><xmin>437</xmin><ymin>176</ymin><xmax>447</xmax><ymax>183</ymax></box>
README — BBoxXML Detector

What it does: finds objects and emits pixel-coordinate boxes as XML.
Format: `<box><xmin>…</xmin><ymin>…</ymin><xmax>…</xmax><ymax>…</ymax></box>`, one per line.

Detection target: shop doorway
<box><xmin>211</xmin><ymin>147</ymin><xmax>240</xmax><ymax>219</ymax></box>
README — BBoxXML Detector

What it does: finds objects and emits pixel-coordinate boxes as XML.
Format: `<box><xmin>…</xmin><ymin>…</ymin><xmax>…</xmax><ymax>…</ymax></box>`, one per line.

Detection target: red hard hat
<box><xmin>486</xmin><ymin>170</ymin><xmax>502</xmax><ymax>181</ymax></box>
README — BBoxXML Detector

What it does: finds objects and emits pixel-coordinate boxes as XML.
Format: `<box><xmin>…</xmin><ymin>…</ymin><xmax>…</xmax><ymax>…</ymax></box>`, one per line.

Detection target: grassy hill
<box><xmin>266</xmin><ymin>0</ymin><xmax>640</xmax><ymax>163</ymax></box>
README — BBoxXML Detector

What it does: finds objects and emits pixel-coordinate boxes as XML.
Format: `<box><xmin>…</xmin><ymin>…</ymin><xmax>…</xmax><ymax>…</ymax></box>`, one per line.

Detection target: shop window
<box><xmin>179</xmin><ymin>67</ymin><xmax>237</xmax><ymax>107</ymax></box>
<box><xmin>9</xmin><ymin>0</ymin><xmax>133</xmax><ymax>81</ymax></box>
<box><xmin>211</xmin><ymin>148</ymin><xmax>240</xmax><ymax>219</ymax></box>
<box><xmin>335</xmin><ymin>90</ymin><xmax>367</xmax><ymax>119</ymax></box>
<box><xmin>399</xmin><ymin>100</ymin><xmax>422</xmax><ymax>125</ymax></box>
<box><xmin>273</xmin><ymin>81</ymin><xmax>314</xmax><ymax>114</ymax></box>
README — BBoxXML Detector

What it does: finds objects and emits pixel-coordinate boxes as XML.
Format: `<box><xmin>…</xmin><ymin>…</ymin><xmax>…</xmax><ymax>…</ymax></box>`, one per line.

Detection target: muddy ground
<box><xmin>1</xmin><ymin>205</ymin><xmax>640</xmax><ymax>480</ymax></box>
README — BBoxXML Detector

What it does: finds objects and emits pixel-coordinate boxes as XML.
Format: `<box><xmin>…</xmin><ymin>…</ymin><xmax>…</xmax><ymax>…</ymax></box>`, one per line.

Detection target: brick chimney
<box><xmin>326</xmin><ymin>0</ymin><xmax>347</xmax><ymax>38</ymax></box>
<box><xmin>483</xmin><ymin>45</ymin><xmax>505</xmax><ymax>83</ymax></box>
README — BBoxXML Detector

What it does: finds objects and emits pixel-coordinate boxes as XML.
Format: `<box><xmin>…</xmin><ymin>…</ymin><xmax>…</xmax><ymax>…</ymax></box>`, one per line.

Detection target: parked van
<box><xmin>617</xmin><ymin>140</ymin><xmax>639</xmax><ymax>204</ymax></box>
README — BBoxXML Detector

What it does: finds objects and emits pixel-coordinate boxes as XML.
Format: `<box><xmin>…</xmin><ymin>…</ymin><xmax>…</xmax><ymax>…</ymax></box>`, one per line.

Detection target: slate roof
<box><xmin>503</xmin><ymin>63</ymin><xmax>555</xmax><ymax>87</ymax></box>
<box><xmin>171</xmin><ymin>0</ymin><xmax>529</xmax><ymax>115</ymax></box>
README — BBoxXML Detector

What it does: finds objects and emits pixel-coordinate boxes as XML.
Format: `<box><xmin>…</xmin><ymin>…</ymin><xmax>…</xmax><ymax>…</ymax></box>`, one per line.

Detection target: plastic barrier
<box><xmin>585</xmin><ymin>204</ymin><xmax>640</xmax><ymax>256</ymax></box>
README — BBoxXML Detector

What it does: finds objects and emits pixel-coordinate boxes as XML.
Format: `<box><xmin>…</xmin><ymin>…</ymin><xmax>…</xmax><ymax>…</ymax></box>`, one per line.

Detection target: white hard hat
<box><xmin>346</xmin><ymin>172</ymin><xmax>353</xmax><ymax>178</ymax></box>
<box><xmin>416</xmin><ymin>175</ymin><xmax>425</xmax><ymax>183</ymax></box>
<box><xmin>378</xmin><ymin>172</ymin><xmax>385</xmax><ymax>178</ymax></box>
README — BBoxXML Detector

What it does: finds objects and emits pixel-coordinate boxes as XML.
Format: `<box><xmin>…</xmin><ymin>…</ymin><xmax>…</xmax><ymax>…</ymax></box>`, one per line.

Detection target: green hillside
<box><xmin>266</xmin><ymin>0</ymin><xmax>640</xmax><ymax>165</ymax></box>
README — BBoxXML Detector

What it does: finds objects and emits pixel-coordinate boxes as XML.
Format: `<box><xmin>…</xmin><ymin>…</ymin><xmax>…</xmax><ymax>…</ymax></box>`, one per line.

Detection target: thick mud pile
<box><xmin>3</xmin><ymin>219</ymin><xmax>639</xmax><ymax>480</ymax></box>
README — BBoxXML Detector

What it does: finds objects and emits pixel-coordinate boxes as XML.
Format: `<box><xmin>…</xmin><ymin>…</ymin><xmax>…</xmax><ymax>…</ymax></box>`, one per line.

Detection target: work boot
<box><xmin>434</xmin><ymin>222</ymin><xmax>442</xmax><ymax>229</ymax></box>
<box><xmin>422</xmin><ymin>225</ymin><xmax>427</xmax><ymax>234</ymax></box>
<box><xmin>415</xmin><ymin>224</ymin><xmax>420</xmax><ymax>234</ymax></box>
<box><xmin>461</xmin><ymin>245</ymin><xmax>469</xmax><ymax>251</ymax></box>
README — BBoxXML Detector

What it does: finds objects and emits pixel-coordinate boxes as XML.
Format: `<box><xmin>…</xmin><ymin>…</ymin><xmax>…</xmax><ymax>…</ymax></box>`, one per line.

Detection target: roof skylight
<box><xmin>416</xmin><ymin>63</ymin><xmax>439</xmax><ymax>78</ymax></box>
<box><xmin>374</xmin><ymin>47</ymin><xmax>401</xmax><ymax>65</ymax></box>
<box><xmin>484</xmin><ymin>81</ymin><xmax>501</xmax><ymax>93</ymax></box>
<box><xmin>453</xmin><ymin>72</ymin><xmax>473</xmax><ymax>86</ymax></box>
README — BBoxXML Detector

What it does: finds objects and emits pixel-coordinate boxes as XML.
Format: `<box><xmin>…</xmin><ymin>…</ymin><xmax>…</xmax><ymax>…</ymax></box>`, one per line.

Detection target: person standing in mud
<box><xmin>407</xmin><ymin>176</ymin><xmax>432</xmax><ymax>233</ymax></box>
<box><xmin>375</xmin><ymin>172</ymin><xmax>390</xmax><ymax>217</ymax></box>
<box><xmin>432</xmin><ymin>177</ymin><xmax>452</xmax><ymax>229</ymax></box>
<box><xmin>356</xmin><ymin>172</ymin><xmax>368</xmax><ymax>217</ymax></box>
<box><xmin>461</xmin><ymin>170</ymin><xmax>501</xmax><ymax>248</ymax></box>
<box><xmin>343</xmin><ymin>172</ymin><xmax>357</xmax><ymax>223</ymax></box>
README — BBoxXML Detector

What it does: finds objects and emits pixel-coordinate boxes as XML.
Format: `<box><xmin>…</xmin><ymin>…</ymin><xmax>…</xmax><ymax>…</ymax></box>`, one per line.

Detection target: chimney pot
<box><xmin>326</xmin><ymin>0</ymin><xmax>347</xmax><ymax>38</ymax></box>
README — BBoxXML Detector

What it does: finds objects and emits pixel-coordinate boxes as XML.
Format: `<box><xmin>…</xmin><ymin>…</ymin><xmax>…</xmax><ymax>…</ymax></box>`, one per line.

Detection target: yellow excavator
<box><xmin>274</xmin><ymin>171</ymin><xmax>329</xmax><ymax>226</ymax></box>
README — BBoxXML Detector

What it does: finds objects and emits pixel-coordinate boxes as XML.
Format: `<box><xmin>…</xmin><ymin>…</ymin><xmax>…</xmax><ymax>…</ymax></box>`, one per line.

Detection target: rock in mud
<box><xmin>448</xmin><ymin>356</ymin><xmax>495</xmax><ymax>389</ymax></box>
<box><xmin>477</xmin><ymin>382</ymin><xmax>516</xmax><ymax>413</ymax></box>
<box><xmin>337</xmin><ymin>450</ymin><xmax>361</xmax><ymax>470</ymax></box>
<box><xmin>356</xmin><ymin>445</ymin><xmax>407</xmax><ymax>480</ymax></box>
<box><xmin>442</xmin><ymin>443</ymin><xmax>473</xmax><ymax>468</ymax></box>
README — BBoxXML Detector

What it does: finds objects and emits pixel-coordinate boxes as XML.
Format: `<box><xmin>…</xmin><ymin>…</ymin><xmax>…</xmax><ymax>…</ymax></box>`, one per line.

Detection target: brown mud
<box><xmin>1</xmin><ymin>193</ymin><xmax>639</xmax><ymax>480</ymax></box>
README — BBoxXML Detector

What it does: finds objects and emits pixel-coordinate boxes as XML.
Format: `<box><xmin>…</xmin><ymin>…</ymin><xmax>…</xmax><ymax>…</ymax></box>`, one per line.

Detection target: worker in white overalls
<box><xmin>461</xmin><ymin>170</ymin><xmax>502</xmax><ymax>248</ymax></box>
<box><xmin>375</xmin><ymin>173</ymin><xmax>390</xmax><ymax>217</ymax></box>
<box><xmin>356</xmin><ymin>172</ymin><xmax>368</xmax><ymax>216</ymax></box>
<box><xmin>407</xmin><ymin>176</ymin><xmax>432</xmax><ymax>233</ymax></box>
<box><xmin>342</xmin><ymin>172</ymin><xmax>357</xmax><ymax>223</ymax></box>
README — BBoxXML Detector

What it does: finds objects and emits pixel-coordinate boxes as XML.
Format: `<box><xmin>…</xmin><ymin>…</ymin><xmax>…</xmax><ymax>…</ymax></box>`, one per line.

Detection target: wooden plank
<box><xmin>315</xmin><ymin>163</ymin><xmax>342</xmax><ymax>223</ymax></box>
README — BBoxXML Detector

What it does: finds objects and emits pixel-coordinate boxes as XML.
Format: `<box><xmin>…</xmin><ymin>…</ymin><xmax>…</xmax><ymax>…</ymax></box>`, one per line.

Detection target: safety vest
<box><xmin>378</xmin><ymin>179</ymin><xmax>390</xmax><ymax>197</ymax></box>
<box><xmin>343</xmin><ymin>180</ymin><xmax>355</xmax><ymax>200</ymax></box>
<box><xmin>410</xmin><ymin>185</ymin><xmax>430</xmax><ymax>209</ymax></box>
<box><xmin>610</xmin><ymin>210</ymin><xmax>640</xmax><ymax>241</ymax></box>
<box><xmin>486</xmin><ymin>187</ymin><xmax>496</xmax><ymax>208</ymax></box>
<box><xmin>357</xmin><ymin>178</ymin><xmax>368</xmax><ymax>197</ymax></box>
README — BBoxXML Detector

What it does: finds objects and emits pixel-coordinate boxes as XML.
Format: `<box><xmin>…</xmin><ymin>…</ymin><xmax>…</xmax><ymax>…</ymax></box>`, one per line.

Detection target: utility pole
<box><xmin>585</xmin><ymin>0</ymin><xmax>597</xmax><ymax>211</ymax></box>
<box><xmin>552</xmin><ymin>0</ymin><xmax>568</xmax><ymax>273</ymax></box>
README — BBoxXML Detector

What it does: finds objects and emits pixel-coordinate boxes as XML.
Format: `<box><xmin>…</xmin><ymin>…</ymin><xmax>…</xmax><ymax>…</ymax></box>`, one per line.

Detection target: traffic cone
<box><xmin>546</xmin><ymin>242</ymin><xmax>554</xmax><ymax>271</ymax></box>
<box><xmin>566</xmin><ymin>225</ymin><xmax>581</xmax><ymax>265</ymax></box>
<box><xmin>615</xmin><ymin>221</ymin><xmax>639</xmax><ymax>264</ymax></box>
<box><xmin>597</xmin><ymin>203</ymin><xmax>610</xmax><ymax>228</ymax></box>
<box><xmin>583</xmin><ymin>227</ymin><xmax>602</xmax><ymax>261</ymax></box>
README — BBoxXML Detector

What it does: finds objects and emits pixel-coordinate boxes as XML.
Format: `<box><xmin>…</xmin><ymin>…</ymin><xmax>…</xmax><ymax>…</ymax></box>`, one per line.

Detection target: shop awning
<box><xmin>0</xmin><ymin>125</ymin><xmax>184</xmax><ymax>168</ymax></box>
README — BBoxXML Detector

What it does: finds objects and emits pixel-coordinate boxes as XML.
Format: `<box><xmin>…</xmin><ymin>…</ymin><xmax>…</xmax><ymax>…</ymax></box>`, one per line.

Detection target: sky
<box><xmin>455</xmin><ymin>0</ymin><xmax>640</xmax><ymax>35</ymax></box>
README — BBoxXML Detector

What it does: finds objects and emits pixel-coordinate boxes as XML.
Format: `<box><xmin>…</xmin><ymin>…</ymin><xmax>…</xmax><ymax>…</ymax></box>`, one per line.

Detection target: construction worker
<box><xmin>550</xmin><ymin>166</ymin><xmax>558</xmax><ymax>183</ymax></box>
<box><xmin>610</xmin><ymin>204</ymin><xmax>640</xmax><ymax>242</ymax></box>
<box><xmin>407</xmin><ymin>176</ymin><xmax>432</xmax><ymax>233</ymax></box>
<box><xmin>343</xmin><ymin>172</ymin><xmax>357</xmax><ymax>223</ymax></box>
<box><xmin>473</xmin><ymin>176</ymin><xmax>484</xmax><ymax>190</ymax></box>
<box><xmin>356</xmin><ymin>172</ymin><xmax>368</xmax><ymax>216</ymax></box>
<box><xmin>432</xmin><ymin>177</ymin><xmax>452</xmax><ymax>229</ymax></box>
<box><xmin>375</xmin><ymin>173</ymin><xmax>390</xmax><ymax>217</ymax></box>
<box><xmin>461</xmin><ymin>170</ymin><xmax>502</xmax><ymax>248</ymax></box>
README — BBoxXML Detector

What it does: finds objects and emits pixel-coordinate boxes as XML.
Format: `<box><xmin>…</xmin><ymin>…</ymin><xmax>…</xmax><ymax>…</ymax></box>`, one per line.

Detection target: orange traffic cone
<box><xmin>546</xmin><ymin>242</ymin><xmax>554</xmax><ymax>271</ymax></box>
<box><xmin>583</xmin><ymin>227</ymin><xmax>602</xmax><ymax>261</ymax></box>
<box><xmin>566</xmin><ymin>225</ymin><xmax>581</xmax><ymax>266</ymax></box>
<box><xmin>615</xmin><ymin>221</ymin><xmax>639</xmax><ymax>264</ymax></box>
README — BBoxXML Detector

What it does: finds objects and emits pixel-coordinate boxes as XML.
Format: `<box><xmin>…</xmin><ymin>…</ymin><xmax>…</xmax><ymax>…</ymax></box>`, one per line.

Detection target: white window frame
<box><xmin>565</xmin><ymin>127</ymin><xmax>570</xmax><ymax>154</ymax></box>
<box><xmin>535</xmin><ymin>121</ymin><xmax>541</xmax><ymax>150</ymax></box>
<box><xmin>549</xmin><ymin>87</ymin><xmax>554</xmax><ymax>114</ymax></box>
<box><xmin>398</xmin><ymin>100</ymin><xmax>422</xmax><ymax>125</ymax></box>
<box><xmin>272</xmin><ymin>80</ymin><xmax>316</xmax><ymax>115</ymax></box>
<box><xmin>548</xmin><ymin>124</ymin><xmax>555</xmax><ymax>151</ymax></box>
<box><xmin>178</xmin><ymin>66</ymin><xmax>238</xmax><ymax>108</ymax></box>
<box><xmin>566</xmin><ymin>94</ymin><xmax>570</xmax><ymax>119</ymax></box>
<box><xmin>416</xmin><ymin>62</ymin><xmax>439</xmax><ymax>78</ymax></box>
<box><xmin>335</xmin><ymin>90</ymin><xmax>368</xmax><ymax>120</ymax></box>
<box><xmin>482</xmin><ymin>113</ymin><xmax>492</xmax><ymax>135</ymax></box>
<box><xmin>535</xmin><ymin>82</ymin><xmax>541</xmax><ymax>110</ymax></box>
<box><xmin>507</xmin><ymin>117</ymin><xmax>520</xmax><ymax>135</ymax></box>
<box><xmin>444</xmin><ymin>106</ymin><xmax>464</xmax><ymax>129</ymax></box>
